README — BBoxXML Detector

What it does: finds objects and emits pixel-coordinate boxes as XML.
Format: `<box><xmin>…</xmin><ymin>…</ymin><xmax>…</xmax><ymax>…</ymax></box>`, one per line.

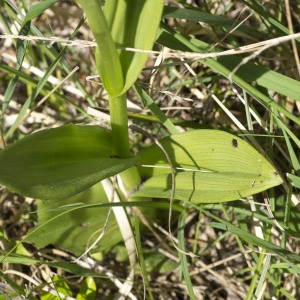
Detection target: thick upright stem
<box><xmin>109</xmin><ymin>94</ymin><xmax>131</xmax><ymax>158</ymax></box>
<box><xmin>109</xmin><ymin>94</ymin><xmax>143</xmax><ymax>197</ymax></box>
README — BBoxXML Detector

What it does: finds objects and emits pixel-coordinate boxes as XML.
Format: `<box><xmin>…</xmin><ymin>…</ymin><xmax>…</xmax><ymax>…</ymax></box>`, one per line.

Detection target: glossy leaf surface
<box><xmin>135</xmin><ymin>130</ymin><xmax>283</xmax><ymax>203</ymax></box>
<box><xmin>0</xmin><ymin>124</ymin><xmax>139</xmax><ymax>199</ymax></box>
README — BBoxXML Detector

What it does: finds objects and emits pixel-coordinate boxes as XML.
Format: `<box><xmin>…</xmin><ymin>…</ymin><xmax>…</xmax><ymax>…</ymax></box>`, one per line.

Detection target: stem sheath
<box><xmin>109</xmin><ymin>94</ymin><xmax>130</xmax><ymax>158</ymax></box>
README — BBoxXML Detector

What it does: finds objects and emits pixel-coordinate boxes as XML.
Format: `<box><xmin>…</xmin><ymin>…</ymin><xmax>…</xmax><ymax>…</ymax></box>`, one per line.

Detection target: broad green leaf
<box><xmin>26</xmin><ymin>182</ymin><xmax>123</xmax><ymax>256</ymax></box>
<box><xmin>0</xmin><ymin>124</ymin><xmax>139</xmax><ymax>199</ymax></box>
<box><xmin>76</xmin><ymin>277</ymin><xmax>96</xmax><ymax>300</ymax></box>
<box><xmin>135</xmin><ymin>130</ymin><xmax>283</xmax><ymax>203</ymax></box>
<box><xmin>103</xmin><ymin>0</ymin><xmax>164</xmax><ymax>94</ymax></box>
<box><xmin>41</xmin><ymin>275</ymin><xmax>72</xmax><ymax>300</ymax></box>
<box><xmin>143</xmin><ymin>250</ymin><xmax>179</xmax><ymax>273</ymax></box>
<box><xmin>78</xmin><ymin>0</ymin><xmax>164</xmax><ymax>96</ymax></box>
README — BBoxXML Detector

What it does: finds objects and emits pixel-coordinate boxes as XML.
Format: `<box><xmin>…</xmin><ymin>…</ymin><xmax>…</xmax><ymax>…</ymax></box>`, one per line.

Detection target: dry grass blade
<box><xmin>101</xmin><ymin>178</ymin><xmax>137</xmax><ymax>299</ymax></box>
<box><xmin>2</xmin><ymin>32</ymin><xmax>300</xmax><ymax>60</ymax></box>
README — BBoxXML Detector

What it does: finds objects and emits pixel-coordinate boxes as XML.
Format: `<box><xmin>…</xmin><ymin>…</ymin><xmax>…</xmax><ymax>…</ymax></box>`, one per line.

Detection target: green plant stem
<box><xmin>246</xmin><ymin>251</ymin><xmax>265</xmax><ymax>300</ymax></box>
<box><xmin>78</xmin><ymin>0</ymin><xmax>131</xmax><ymax>159</ymax></box>
<box><xmin>109</xmin><ymin>94</ymin><xmax>131</xmax><ymax>158</ymax></box>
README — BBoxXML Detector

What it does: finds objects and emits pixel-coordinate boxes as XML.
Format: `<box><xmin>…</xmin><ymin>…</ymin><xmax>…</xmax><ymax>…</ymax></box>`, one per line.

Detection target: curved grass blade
<box><xmin>24</xmin><ymin>0</ymin><xmax>58</xmax><ymax>22</ymax></box>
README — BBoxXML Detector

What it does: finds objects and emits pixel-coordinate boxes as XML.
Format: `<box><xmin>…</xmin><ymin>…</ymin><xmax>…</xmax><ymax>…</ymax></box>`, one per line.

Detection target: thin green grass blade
<box><xmin>247</xmin><ymin>251</ymin><xmax>268</xmax><ymax>300</ymax></box>
<box><xmin>158</xmin><ymin>23</ymin><xmax>300</xmax><ymax>112</ymax></box>
<box><xmin>2</xmin><ymin>21</ymin><xmax>30</xmax><ymax>116</ymax></box>
<box><xmin>127</xmin><ymin>112</ymin><xmax>205</xmax><ymax>129</ymax></box>
<box><xmin>282</xmin><ymin>129</ymin><xmax>300</xmax><ymax>172</ymax></box>
<box><xmin>0</xmin><ymin>63</ymin><xmax>92</xmax><ymax>120</ymax></box>
<box><xmin>240</xmin><ymin>0</ymin><xmax>300</xmax><ymax>44</ymax></box>
<box><xmin>0</xmin><ymin>272</ymin><xmax>35</xmax><ymax>300</ymax></box>
<box><xmin>24</xmin><ymin>0</ymin><xmax>58</xmax><ymax>22</ymax></box>
<box><xmin>205</xmin><ymin>216</ymin><xmax>300</xmax><ymax>272</ymax></box>
<box><xmin>273</xmin><ymin>116</ymin><xmax>300</xmax><ymax>149</ymax></box>
<box><xmin>4</xmin><ymin>45</ymin><xmax>67</xmax><ymax>139</ymax></box>
<box><xmin>13</xmin><ymin>7</ymin><xmax>95</xmax><ymax>106</ymax></box>
<box><xmin>178</xmin><ymin>212</ymin><xmax>196</xmax><ymax>300</ymax></box>
<box><xmin>0</xmin><ymin>253</ymin><xmax>92</xmax><ymax>275</ymax></box>
<box><xmin>134</xmin><ymin>218</ymin><xmax>154</xmax><ymax>300</ymax></box>
<box><xmin>133</xmin><ymin>83</ymin><xmax>178</xmax><ymax>134</ymax></box>
<box><xmin>213</xmin><ymin>55</ymin><xmax>300</xmax><ymax>105</ymax></box>
<box><xmin>157</xmin><ymin>24</ymin><xmax>300</xmax><ymax>150</ymax></box>
<box><xmin>163</xmin><ymin>6</ymin><xmax>265</xmax><ymax>38</ymax></box>
<box><xmin>262</xmin><ymin>264</ymin><xmax>296</xmax><ymax>300</ymax></box>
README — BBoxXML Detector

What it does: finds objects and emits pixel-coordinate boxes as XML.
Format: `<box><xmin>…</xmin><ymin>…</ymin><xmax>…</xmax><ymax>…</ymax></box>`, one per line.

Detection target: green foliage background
<box><xmin>0</xmin><ymin>0</ymin><xmax>300</xmax><ymax>299</ymax></box>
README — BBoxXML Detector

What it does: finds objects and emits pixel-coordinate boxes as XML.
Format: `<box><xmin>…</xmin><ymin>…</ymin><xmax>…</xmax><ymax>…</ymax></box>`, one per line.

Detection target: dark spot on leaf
<box><xmin>232</xmin><ymin>138</ymin><xmax>238</xmax><ymax>148</ymax></box>
<box><xmin>273</xmin><ymin>171</ymin><xmax>279</xmax><ymax>176</ymax></box>
<box><xmin>251</xmin><ymin>180</ymin><xmax>256</xmax><ymax>188</ymax></box>
<box><xmin>260</xmin><ymin>180</ymin><xmax>263</xmax><ymax>184</ymax></box>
